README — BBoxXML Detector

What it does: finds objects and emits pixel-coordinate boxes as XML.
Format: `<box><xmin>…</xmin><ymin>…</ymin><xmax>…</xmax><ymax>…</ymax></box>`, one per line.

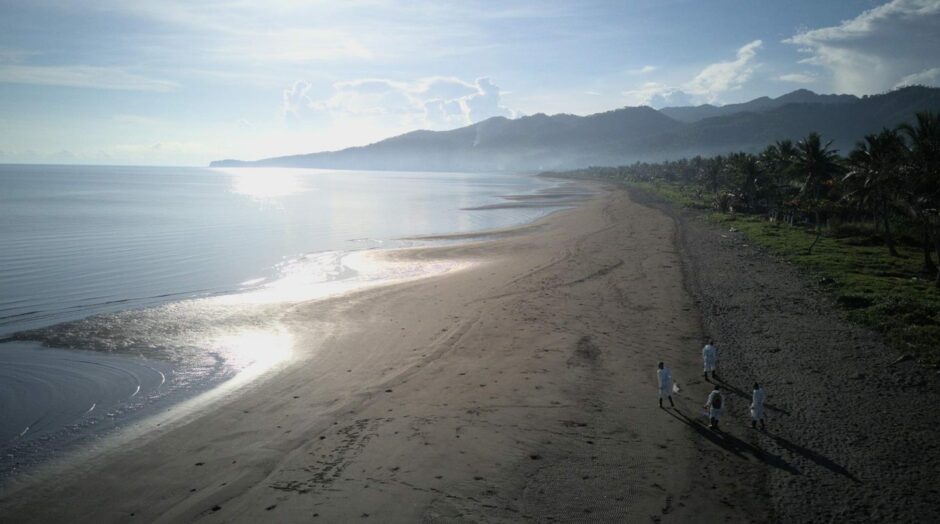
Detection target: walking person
<box><xmin>657</xmin><ymin>362</ymin><xmax>675</xmax><ymax>408</ymax></box>
<box><xmin>704</xmin><ymin>385</ymin><xmax>723</xmax><ymax>429</ymax></box>
<box><xmin>702</xmin><ymin>339</ymin><xmax>718</xmax><ymax>381</ymax></box>
<box><xmin>750</xmin><ymin>382</ymin><xmax>766</xmax><ymax>430</ymax></box>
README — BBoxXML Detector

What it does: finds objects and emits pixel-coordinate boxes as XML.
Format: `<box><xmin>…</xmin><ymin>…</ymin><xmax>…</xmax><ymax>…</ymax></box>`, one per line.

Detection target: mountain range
<box><xmin>211</xmin><ymin>86</ymin><xmax>940</xmax><ymax>172</ymax></box>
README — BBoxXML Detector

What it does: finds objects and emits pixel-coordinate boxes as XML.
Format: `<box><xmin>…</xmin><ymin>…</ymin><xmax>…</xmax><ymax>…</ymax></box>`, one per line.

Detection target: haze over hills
<box><xmin>657</xmin><ymin>89</ymin><xmax>859</xmax><ymax>123</ymax></box>
<box><xmin>211</xmin><ymin>86</ymin><xmax>940</xmax><ymax>172</ymax></box>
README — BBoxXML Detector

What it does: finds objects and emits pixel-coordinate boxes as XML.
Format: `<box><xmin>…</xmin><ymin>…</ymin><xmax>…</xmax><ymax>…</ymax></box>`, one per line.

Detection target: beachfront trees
<box><xmin>550</xmin><ymin>110</ymin><xmax>938</xmax><ymax>274</ymax></box>
<box><xmin>700</xmin><ymin>155</ymin><xmax>725</xmax><ymax>199</ymax></box>
<box><xmin>760</xmin><ymin>140</ymin><xmax>800</xmax><ymax>222</ymax></box>
<box><xmin>792</xmin><ymin>132</ymin><xmax>844</xmax><ymax>253</ymax></box>
<box><xmin>844</xmin><ymin>129</ymin><xmax>908</xmax><ymax>256</ymax></box>
<box><xmin>899</xmin><ymin>111</ymin><xmax>940</xmax><ymax>286</ymax></box>
<box><xmin>725</xmin><ymin>152</ymin><xmax>764</xmax><ymax>212</ymax></box>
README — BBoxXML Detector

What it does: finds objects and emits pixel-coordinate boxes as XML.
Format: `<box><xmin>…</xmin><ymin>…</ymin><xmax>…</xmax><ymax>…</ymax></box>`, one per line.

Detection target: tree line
<box><xmin>553</xmin><ymin>111</ymin><xmax>940</xmax><ymax>288</ymax></box>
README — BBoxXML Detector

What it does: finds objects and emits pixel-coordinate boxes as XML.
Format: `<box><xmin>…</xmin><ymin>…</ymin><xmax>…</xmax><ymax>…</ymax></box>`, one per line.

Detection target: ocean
<box><xmin>0</xmin><ymin>164</ymin><xmax>576</xmax><ymax>478</ymax></box>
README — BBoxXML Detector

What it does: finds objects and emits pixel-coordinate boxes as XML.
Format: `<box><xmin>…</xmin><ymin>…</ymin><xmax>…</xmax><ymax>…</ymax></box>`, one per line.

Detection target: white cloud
<box><xmin>894</xmin><ymin>66</ymin><xmax>940</xmax><ymax>88</ymax></box>
<box><xmin>622</xmin><ymin>40</ymin><xmax>762</xmax><ymax>107</ymax></box>
<box><xmin>784</xmin><ymin>0</ymin><xmax>940</xmax><ymax>94</ymax></box>
<box><xmin>112</xmin><ymin>114</ymin><xmax>166</xmax><ymax>126</ymax></box>
<box><xmin>628</xmin><ymin>65</ymin><xmax>658</xmax><ymax>74</ymax></box>
<box><xmin>0</xmin><ymin>64</ymin><xmax>178</xmax><ymax>91</ymax></box>
<box><xmin>778</xmin><ymin>73</ymin><xmax>817</xmax><ymax>84</ymax></box>
<box><xmin>415</xmin><ymin>77</ymin><xmax>479</xmax><ymax>101</ymax></box>
<box><xmin>686</xmin><ymin>40</ymin><xmax>762</xmax><ymax>98</ymax></box>
<box><xmin>622</xmin><ymin>82</ymin><xmax>695</xmax><ymax>108</ymax></box>
<box><xmin>283</xmin><ymin>76</ymin><xmax>516</xmax><ymax>130</ymax></box>
<box><xmin>282</xmin><ymin>80</ymin><xmax>314</xmax><ymax>120</ymax></box>
<box><xmin>463</xmin><ymin>77</ymin><xmax>514</xmax><ymax>122</ymax></box>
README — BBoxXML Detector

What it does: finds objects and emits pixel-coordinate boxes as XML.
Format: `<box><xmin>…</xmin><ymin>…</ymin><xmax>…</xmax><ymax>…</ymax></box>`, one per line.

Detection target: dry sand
<box><xmin>0</xmin><ymin>187</ymin><xmax>769</xmax><ymax>522</ymax></box>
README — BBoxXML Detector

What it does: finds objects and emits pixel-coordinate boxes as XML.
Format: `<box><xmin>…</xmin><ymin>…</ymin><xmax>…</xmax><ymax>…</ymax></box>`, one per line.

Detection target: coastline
<box><xmin>1</xmin><ymin>184</ymin><xmax>759</xmax><ymax>521</ymax></box>
<box><xmin>0</xmin><ymin>175</ymin><xmax>584</xmax><ymax>487</ymax></box>
<box><xmin>8</xmin><ymin>182</ymin><xmax>931</xmax><ymax>521</ymax></box>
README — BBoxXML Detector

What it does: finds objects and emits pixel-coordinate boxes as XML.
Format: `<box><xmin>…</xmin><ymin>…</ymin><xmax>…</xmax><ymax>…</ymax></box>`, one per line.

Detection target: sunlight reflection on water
<box><xmin>210</xmin><ymin>326</ymin><xmax>294</xmax><ymax>379</ymax></box>
<box><xmin>17</xmin><ymin>247</ymin><xmax>472</xmax><ymax>377</ymax></box>
<box><xmin>227</xmin><ymin>168</ymin><xmax>311</xmax><ymax>200</ymax></box>
<box><xmin>222</xmin><ymin>250</ymin><xmax>469</xmax><ymax>306</ymax></box>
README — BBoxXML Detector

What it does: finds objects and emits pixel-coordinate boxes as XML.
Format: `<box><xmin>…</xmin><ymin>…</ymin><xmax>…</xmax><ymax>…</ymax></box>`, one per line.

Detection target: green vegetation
<box><xmin>546</xmin><ymin>111</ymin><xmax>940</xmax><ymax>363</ymax></box>
<box><xmin>716</xmin><ymin>214</ymin><xmax>940</xmax><ymax>363</ymax></box>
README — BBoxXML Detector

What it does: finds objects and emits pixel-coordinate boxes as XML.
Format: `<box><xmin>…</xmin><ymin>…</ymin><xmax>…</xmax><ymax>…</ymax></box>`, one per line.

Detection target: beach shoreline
<box><xmin>0</xmin><ymin>175</ymin><xmax>590</xmax><ymax>487</ymax></box>
<box><xmin>1</xmin><ymin>185</ymin><xmax>759</xmax><ymax>521</ymax></box>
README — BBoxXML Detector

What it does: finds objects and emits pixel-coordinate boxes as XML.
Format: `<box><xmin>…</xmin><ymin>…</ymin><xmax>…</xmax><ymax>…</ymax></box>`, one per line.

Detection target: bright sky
<box><xmin>1</xmin><ymin>0</ymin><xmax>938</xmax><ymax>165</ymax></box>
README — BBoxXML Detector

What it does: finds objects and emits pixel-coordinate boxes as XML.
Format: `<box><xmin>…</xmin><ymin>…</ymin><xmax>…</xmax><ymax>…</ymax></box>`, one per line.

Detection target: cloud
<box><xmin>0</xmin><ymin>64</ymin><xmax>178</xmax><ymax>91</ymax></box>
<box><xmin>622</xmin><ymin>82</ymin><xmax>695</xmax><ymax>108</ymax></box>
<box><xmin>463</xmin><ymin>77</ymin><xmax>514</xmax><ymax>122</ymax></box>
<box><xmin>622</xmin><ymin>40</ymin><xmax>762</xmax><ymax>107</ymax></box>
<box><xmin>282</xmin><ymin>80</ymin><xmax>314</xmax><ymax>119</ymax></box>
<box><xmin>894</xmin><ymin>66</ymin><xmax>940</xmax><ymax>88</ymax></box>
<box><xmin>112</xmin><ymin>114</ymin><xmax>166</xmax><ymax>126</ymax></box>
<box><xmin>283</xmin><ymin>76</ymin><xmax>516</xmax><ymax>130</ymax></box>
<box><xmin>320</xmin><ymin>79</ymin><xmax>416</xmax><ymax>117</ymax></box>
<box><xmin>414</xmin><ymin>77</ymin><xmax>479</xmax><ymax>101</ymax></box>
<box><xmin>778</xmin><ymin>73</ymin><xmax>817</xmax><ymax>84</ymax></box>
<box><xmin>686</xmin><ymin>40</ymin><xmax>762</xmax><ymax>98</ymax></box>
<box><xmin>628</xmin><ymin>65</ymin><xmax>658</xmax><ymax>74</ymax></box>
<box><xmin>784</xmin><ymin>0</ymin><xmax>940</xmax><ymax>93</ymax></box>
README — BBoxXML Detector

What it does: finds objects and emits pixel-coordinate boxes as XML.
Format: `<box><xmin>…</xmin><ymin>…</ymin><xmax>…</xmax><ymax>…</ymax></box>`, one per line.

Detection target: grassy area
<box><xmin>622</xmin><ymin>180</ymin><xmax>707</xmax><ymax>209</ymax></box>
<box><xmin>714</xmin><ymin>214</ymin><xmax>940</xmax><ymax>364</ymax></box>
<box><xmin>621</xmin><ymin>180</ymin><xmax>940</xmax><ymax>364</ymax></box>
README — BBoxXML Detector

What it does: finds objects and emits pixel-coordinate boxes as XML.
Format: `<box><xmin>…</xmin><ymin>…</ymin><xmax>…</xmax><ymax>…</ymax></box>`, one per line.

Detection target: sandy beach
<box><xmin>3</xmin><ymin>184</ymin><xmax>937</xmax><ymax>522</ymax></box>
<box><xmin>1</xmin><ymin>185</ymin><xmax>744</xmax><ymax>522</ymax></box>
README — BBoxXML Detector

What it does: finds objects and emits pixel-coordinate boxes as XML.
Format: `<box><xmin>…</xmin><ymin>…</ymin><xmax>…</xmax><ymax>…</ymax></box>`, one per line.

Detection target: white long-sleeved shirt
<box><xmin>657</xmin><ymin>368</ymin><xmax>672</xmax><ymax>390</ymax></box>
<box><xmin>751</xmin><ymin>387</ymin><xmax>765</xmax><ymax>408</ymax></box>
<box><xmin>706</xmin><ymin>390</ymin><xmax>723</xmax><ymax>409</ymax></box>
<box><xmin>702</xmin><ymin>344</ymin><xmax>717</xmax><ymax>362</ymax></box>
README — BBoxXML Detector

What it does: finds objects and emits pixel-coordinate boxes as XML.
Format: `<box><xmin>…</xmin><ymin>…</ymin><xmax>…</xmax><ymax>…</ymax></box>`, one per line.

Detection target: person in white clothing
<box><xmin>750</xmin><ymin>382</ymin><xmax>766</xmax><ymax>430</ymax></box>
<box><xmin>656</xmin><ymin>362</ymin><xmax>675</xmax><ymax>408</ymax></box>
<box><xmin>704</xmin><ymin>385</ymin><xmax>723</xmax><ymax>429</ymax></box>
<box><xmin>702</xmin><ymin>340</ymin><xmax>718</xmax><ymax>381</ymax></box>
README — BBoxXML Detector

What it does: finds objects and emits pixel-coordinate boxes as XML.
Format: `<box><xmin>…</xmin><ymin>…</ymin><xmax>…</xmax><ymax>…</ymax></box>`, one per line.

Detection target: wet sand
<box><xmin>0</xmin><ymin>186</ymin><xmax>758</xmax><ymax>522</ymax></box>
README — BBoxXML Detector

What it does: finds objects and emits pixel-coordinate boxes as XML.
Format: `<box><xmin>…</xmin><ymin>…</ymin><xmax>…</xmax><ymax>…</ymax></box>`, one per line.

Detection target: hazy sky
<box><xmin>1</xmin><ymin>0</ymin><xmax>938</xmax><ymax>165</ymax></box>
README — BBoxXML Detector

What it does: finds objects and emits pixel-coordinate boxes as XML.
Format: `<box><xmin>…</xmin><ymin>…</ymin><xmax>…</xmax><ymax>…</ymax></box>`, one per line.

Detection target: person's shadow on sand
<box><xmin>712</xmin><ymin>376</ymin><xmax>791</xmax><ymax>416</ymax></box>
<box><xmin>763</xmin><ymin>431</ymin><xmax>860</xmax><ymax>483</ymax></box>
<box><xmin>705</xmin><ymin>378</ymin><xmax>860</xmax><ymax>481</ymax></box>
<box><xmin>664</xmin><ymin>407</ymin><xmax>800</xmax><ymax>475</ymax></box>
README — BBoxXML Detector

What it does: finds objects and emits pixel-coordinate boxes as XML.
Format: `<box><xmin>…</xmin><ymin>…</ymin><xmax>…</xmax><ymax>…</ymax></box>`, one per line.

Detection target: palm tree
<box><xmin>760</xmin><ymin>140</ymin><xmax>799</xmax><ymax>222</ymax></box>
<box><xmin>700</xmin><ymin>155</ymin><xmax>725</xmax><ymax>199</ymax></box>
<box><xmin>761</xmin><ymin>140</ymin><xmax>798</xmax><ymax>176</ymax></box>
<box><xmin>726</xmin><ymin>152</ymin><xmax>764</xmax><ymax>212</ymax></box>
<box><xmin>899</xmin><ymin>111</ymin><xmax>940</xmax><ymax>286</ymax></box>
<box><xmin>792</xmin><ymin>132</ymin><xmax>844</xmax><ymax>253</ymax></box>
<box><xmin>844</xmin><ymin>129</ymin><xmax>907</xmax><ymax>256</ymax></box>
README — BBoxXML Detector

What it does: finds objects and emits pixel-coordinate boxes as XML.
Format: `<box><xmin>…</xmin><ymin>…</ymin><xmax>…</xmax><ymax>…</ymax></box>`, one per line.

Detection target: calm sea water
<box><xmin>0</xmin><ymin>165</ymin><xmax>556</xmax><ymax>337</ymax></box>
<box><xmin>0</xmin><ymin>164</ymin><xmax>568</xmax><ymax>469</ymax></box>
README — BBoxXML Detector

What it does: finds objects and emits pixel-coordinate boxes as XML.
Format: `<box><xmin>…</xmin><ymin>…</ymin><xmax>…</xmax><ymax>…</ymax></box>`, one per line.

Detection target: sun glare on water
<box><xmin>225</xmin><ymin>168</ymin><xmax>310</xmax><ymax>200</ymax></box>
<box><xmin>212</xmin><ymin>326</ymin><xmax>294</xmax><ymax>378</ymax></box>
